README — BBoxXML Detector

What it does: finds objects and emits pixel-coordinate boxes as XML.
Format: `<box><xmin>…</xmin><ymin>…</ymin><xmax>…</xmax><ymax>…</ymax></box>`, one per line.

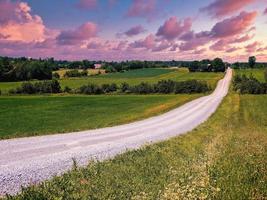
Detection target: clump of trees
<box><xmin>188</xmin><ymin>58</ymin><xmax>226</xmax><ymax>72</ymax></box>
<box><xmin>0</xmin><ymin>57</ymin><xmax>54</xmax><ymax>82</ymax></box>
<box><xmin>9</xmin><ymin>79</ymin><xmax>61</xmax><ymax>94</ymax></box>
<box><xmin>76</xmin><ymin>80</ymin><xmax>210</xmax><ymax>95</ymax></box>
<box><xmin>233</xmin><ymin>74</ymin><xmax>267</xmax><ymax>94</ymax></box>
<box><xmin>64</xmin><ymin>70</ymin><xmax>88</xmax><ymax>78</ymax></box>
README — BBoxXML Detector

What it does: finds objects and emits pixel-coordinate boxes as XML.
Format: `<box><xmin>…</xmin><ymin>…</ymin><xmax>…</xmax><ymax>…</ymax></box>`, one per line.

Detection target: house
<box><xmin>94</xmin><ymin>64</ymin><xmax>102</xmax><ymax>69</ymax></box>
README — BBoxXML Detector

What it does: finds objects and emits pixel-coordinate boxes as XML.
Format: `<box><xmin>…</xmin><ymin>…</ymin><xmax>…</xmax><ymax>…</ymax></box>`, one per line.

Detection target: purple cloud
<box><xmin>157</xmin><ymin>17</ymin><xmax>192</xmax><ymax>41</ymax></box>
<box><xmin>124</xmin><ymin>25</ymin><xmax>146</xmax><ymax>37</ymax></box>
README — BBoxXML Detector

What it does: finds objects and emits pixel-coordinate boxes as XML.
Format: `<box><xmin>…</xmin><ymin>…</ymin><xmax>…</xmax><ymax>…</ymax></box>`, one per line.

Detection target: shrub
<box><xmin>53</xmin><ymin>72</ymin><xmax>60</xmax><ymax>79</ymax></box>
<box><xmin>154</xmin><ymin>80</ymin><xmax>176</xmax><ymax>94</ymax></box>
<box><xmin>9</xmin><ymin>80</ymin><xmax>61</xmax><ymax>94</ymax></box>
<box><xmin>120</xmin><ymin>82</ymin><xmax>130</xmax><ymax>93</ymax></box>
<box><xmin>264</xmin><ymin>68</ymin><xmax>267</xmax><ymax>82</ymax></box>
<box><xmin>233</xmin><ymin>74</ymin><xmax>267</xmax><ymax>94</ymax></box>
<box><xmin>129</xmin><ymin>82</ymin><xmax>154</xmax><ymax>94</ymax></box>
<box><xmin>64</xmin><ymin>70</ymin><xmax>88</xmax><ymax>78</ymax></box>
<box><xmin>63</xmin><ymin>86</ymin><xmax>72</xmax><ymax>93</ymax></box>
<box><xmin>78</xmin><ymin>84</ymin><xmax>103</xmax><ymax>95</ymax></box>
<box><xmin>174</xmin><ymin>80</ymin><xmax>209</xmax><ymax>94</ymax></box>
<box><xmin>101</xmin><ymin>83</ymin><xmax>117</xmax><ymax>93</ymax></box>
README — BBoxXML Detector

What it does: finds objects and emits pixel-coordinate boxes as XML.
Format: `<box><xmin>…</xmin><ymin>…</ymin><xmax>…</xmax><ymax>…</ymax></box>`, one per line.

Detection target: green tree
<box><xmin>264</xmin><ymin>68</ymin><xmax>267</xmax><ymax>82</ymax></box>
<box><xmin>212</xmin><ymin>58</ymin><xmax>225</xmax><ymax>72</ymax></box>
<box><xmin>248</xmin><ymin>56</ymin><xmax>256</xmax><ymax>68</ymax></box>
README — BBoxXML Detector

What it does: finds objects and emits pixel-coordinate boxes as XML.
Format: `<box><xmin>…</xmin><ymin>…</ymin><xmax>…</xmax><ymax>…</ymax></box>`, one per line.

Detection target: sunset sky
<box><xmin>0</xmin><ymin>0</ymin><xmax>267</xmax><ymax>62</ymax></box>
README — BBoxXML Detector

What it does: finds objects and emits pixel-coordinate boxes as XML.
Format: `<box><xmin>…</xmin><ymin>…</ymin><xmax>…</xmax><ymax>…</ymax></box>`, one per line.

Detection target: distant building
<box><xmin>94</xmin><ymin>64</ymin><xmax>102</xmax><ymax>69</ymax></box>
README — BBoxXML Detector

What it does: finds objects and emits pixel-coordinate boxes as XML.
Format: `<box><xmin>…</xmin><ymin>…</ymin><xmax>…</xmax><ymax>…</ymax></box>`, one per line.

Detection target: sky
<box><xmin>0</xmin><ymin>0</ymin><xmax>267</xmax><ymax>62</ymax></box>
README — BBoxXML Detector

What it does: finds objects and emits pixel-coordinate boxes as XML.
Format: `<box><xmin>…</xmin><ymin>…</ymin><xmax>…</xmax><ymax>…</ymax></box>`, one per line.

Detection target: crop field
<box><xmin>0</xmin><ymin>94</ymin><xmax>200</xmax><ymax>139</ymax></box>
<box><xmin>0</xmin><ymin>68</ymin><xmax>224</xmax><ymax>93</ymax></box>
<box><xmin>7</xmin><ymin>93</ymin><xmax>267</xmax><ymax>199</ymax></box>
<box><xmin>235</xmin><ymin>68</ymin><xmax>266</xmax><ymax>82</ymax></box>
<box><xmin>55</xmin><ymin>69</ymin><xmax>106</xmax><ymax>78</ymax></box>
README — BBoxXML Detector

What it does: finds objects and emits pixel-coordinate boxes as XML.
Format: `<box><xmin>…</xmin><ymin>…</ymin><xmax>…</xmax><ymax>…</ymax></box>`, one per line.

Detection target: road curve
<box><xmin>0</xmin><ymin>68</ymin><xmax>232</xmax><ymax>196</ymax></box>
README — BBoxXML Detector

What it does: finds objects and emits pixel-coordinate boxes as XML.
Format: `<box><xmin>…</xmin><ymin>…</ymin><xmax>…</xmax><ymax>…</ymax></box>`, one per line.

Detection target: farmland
<box><xmin>7</xmin><ymin>93</ymin><xmax>267</xmax><ymax>199</ymax></box>
<box><xmin>235</xmin><ymin>68</ymin><xmax>266</xmax><ymax>82</ymax></box>
<box><xmin>0</xmin><ymin>68</ymin><xmax>224</xmax><ymax>93</ymax></box>
<box><xmin>0</xmin><ymin>94</ymin><xmax>200</xmax><ymax>139</ymax></box>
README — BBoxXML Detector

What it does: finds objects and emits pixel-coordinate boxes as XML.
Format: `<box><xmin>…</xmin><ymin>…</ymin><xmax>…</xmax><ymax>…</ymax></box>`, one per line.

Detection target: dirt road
<box><xmin>0</xmin><ymin>68</ymin><xmax>232</xmax><ymax>196</ymax></box>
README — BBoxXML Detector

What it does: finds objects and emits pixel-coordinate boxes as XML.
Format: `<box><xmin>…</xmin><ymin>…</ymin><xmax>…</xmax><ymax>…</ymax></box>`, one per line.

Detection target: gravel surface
<box><xmin>0</xmin><ymin>68</ymin><xmax>232</xmax><ymax>196</ymax></box>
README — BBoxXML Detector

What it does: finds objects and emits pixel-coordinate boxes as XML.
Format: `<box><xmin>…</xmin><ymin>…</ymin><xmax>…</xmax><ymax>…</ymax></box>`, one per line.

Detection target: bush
<box><xmin>63</xmin><ymin>86</ymin><xmax>72</xmax><ymax>93</ymax></box>
<box><xmin>129</xmin><ymin>82</ymin><xmax>154</xmax><ymax>94</ymax></box>
<box><xmin>9</xmin><ymin>80</ymin><xmax>61</xmax><ymax>94</ymax></box>
<box><xmin>264</xmin><ymin>68</ymin><xmax>267</xmax><ymax>82</ymax></box>
<box><xmin>64</xmin><ymin>70</ymin><xmax>88</xmax><ymax>78</ymax></box>
<box><xmin>53</xmin><ymin>72</ymin><xmax>60</xmax><ymax>79</ymax></box>
<box><xmin>174</xmin><ymin>80</ymin><xmax>209</xmax><ymax>94</ymax></box>
<box><xmin>120</xmin><ymin>82</ymin><xmax>130</xmax><ymax>93</ymax></box>
<box><xmin>233</xmin><ymin>74</ymin><xmax>267</xmax><ymax>94</ymax></box>
<box><xmin>78</xmin><ymin>84</ymin><xmax>103</xmax><ymax>95</ymax></box>
<box><xmin>154</xmin><ymin>80</ymin><xmax>176</xmax><ymax>94</ymax></box>
<box><xmin>101</xmin><ymin>83</ymin><xmax>117</xmax><ymax>93</ymax></box>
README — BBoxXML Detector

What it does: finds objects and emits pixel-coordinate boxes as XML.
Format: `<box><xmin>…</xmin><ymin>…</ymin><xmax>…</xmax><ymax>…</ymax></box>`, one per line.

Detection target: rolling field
<box><xmin>0</xmin><ymin>94</ymin><xmax>200</xmax><ymax>139</ymax></box>
<box><xmin>235</xmin><ymin>68</ymin><xmax>266</xmax><ymax>82</ymax></box>
<box><xmin>7</xmin><ymin>93</ymin><xmax>267</xmax><ymax>199</ymax></box>
<box><xmin>0</xmin><ymin>68</ymin><xmax>224</xmax><ymax>93</ymax></box>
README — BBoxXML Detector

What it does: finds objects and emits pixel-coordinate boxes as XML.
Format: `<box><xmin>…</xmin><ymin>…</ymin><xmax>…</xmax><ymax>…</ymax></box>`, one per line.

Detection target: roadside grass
<box><xmin>235</xmin><ymin>68</ymin><xmax>266</xmax><ymax>82</ymax></box>
<box><xmin>0</xmin><ymin>68</ymin><xmax>223</xmax><ymax>93</ymax></box>
<box><xmin>6</xmin><ymin>93</ymin><xmax>267</xmax><ymax>199</ymax></box>
<box><xmin>0</xmin><ymin>94</ymin><xmax>200</xmax><ymax>139</ymax></box>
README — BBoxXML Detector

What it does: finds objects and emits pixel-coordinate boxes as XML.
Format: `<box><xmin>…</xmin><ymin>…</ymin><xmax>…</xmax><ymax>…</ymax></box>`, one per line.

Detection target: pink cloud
<box><xmin>264</xmin><ymin>8</ymin><xmax>267</xmax><ymax>15</ymax></box>
<box><xmin>57</xmin><ymin>22</ymin><xmax>98</xmax><ymax>45</ymax></box>
<box><xmin>124</xmin><ymin>25</ymin><xmax>146</xmax><ymax>37</ymax></box>
<box><xmin>129</xmin><ymin>34</ymin><xmax>156</xmax><ymax>49</ymax></box>
<box><xmin>226</xmin><ymin>47</ymin><xmax>241</xmax><ymax>53</ymax></box>
<box><xmin>0</xmin><ymin>1</ymin><xmax>52</xmax><ymax>42</ymax></box>
<box><xmin>156</xmin><ymin>17</ymin><xmax>192</xmax><ymax>40</ymax></box>
<box><xmin>231</xmin><ymin>34</ymin><xmax>254</xmax><ymax>43</ymax></box>
<box><xmin>152</xmin><ymin>40</ymin><xmax>171</xmax><ymax>52</ymax></box>
<box><xmin>201</xmin><ymin>0</ymin><xmax>257</xmax><ymax>18</ymax></box>
<box><xmin>245</xmin><ymin>41</ymin><xmax>260</xmax><ymax>53</ymax></box>
<box><xmin>210</xmin><ymin>39</ymin><xmax>228</xmax><ymax>51</ymax></box>
<box><xmin>126</xmin><ymin>0</ymin><xmax>156</xmax><ymax>20</ymax></box>
<box><xmin>210</xmin><ymin>11</ymin><xmax>257</xmax><ymax>38</ymax></box>
<box><xmin>76</xmin><ymin>0</ymin><xmax>97</xmax><ymax>10</ymax></box>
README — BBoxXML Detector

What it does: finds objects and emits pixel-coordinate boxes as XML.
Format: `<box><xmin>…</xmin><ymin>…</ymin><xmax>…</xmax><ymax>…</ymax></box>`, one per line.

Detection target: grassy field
<box><xmin>0</xmin><ymin>68</ymin><xmax>224</xmax><ymax>93</ymax></box>
<box><xmin>0</xmin><ymin>94</ymin><xmax>200</xmax><ymax>139</ymax></box>
<box><xmin>7</xmin><ymin>93</ymin><xmax>267</xmax><ymax>199</ymax></box>
<box><xmin>235</xmin><ymin>68</ymin><xmax>266</xmax><ymax>82</ymax></box>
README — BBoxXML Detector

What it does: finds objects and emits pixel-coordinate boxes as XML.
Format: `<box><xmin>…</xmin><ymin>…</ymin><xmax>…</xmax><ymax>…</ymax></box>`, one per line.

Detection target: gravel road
<box><xmin>0</xmin><ymin>68</ymin><xmax>232</xmax><ymax>196</ymax></box>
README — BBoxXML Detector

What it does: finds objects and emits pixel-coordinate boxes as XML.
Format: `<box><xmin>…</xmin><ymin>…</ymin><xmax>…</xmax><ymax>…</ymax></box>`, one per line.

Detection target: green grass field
<box><xmin>235</xmin><ymin>68</ymin><xmax>266</xmax><ymax>82</ymax></box>
<box><xmin>0</xmin><ymin>94</ymin><xmax>200</xmax><ymax>139</ymax></box>
<box><xmin>7</xmin><ymin>93</ymin><xmax>267</xmax><ymax>199</ymax></box>
<box><xmin>0</xmin><ymin>68</ymin><xmax>224</xmax><ymax>93</ymax></box>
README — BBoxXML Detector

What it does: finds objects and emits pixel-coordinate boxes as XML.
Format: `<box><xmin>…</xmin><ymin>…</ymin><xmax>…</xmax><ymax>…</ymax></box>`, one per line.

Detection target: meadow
<box><xmin>6</xmin><ymin>93</ymin><xmax>267</xmax><ymax>199</ymax></box>
<box><xmin>0</xmin><ymin>94</ymin><xmax>200</xmax><ymax>139</ymax></box>
<box><xmin>0</xmin><ymin>68</ymin><xmax>224</xmax><ymax>93</ymax></box>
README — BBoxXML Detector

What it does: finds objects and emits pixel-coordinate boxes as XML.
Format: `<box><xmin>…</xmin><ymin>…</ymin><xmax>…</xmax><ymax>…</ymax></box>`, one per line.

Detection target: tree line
<box><xmin>7</xmin><ymin>79</ymin><xmax>210</xmax><ymax>95</ymax></box>
<box><xmin>232</xmin><ymin>56</ymin><xmax>267</xmax><ymax>69</ymax></box>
